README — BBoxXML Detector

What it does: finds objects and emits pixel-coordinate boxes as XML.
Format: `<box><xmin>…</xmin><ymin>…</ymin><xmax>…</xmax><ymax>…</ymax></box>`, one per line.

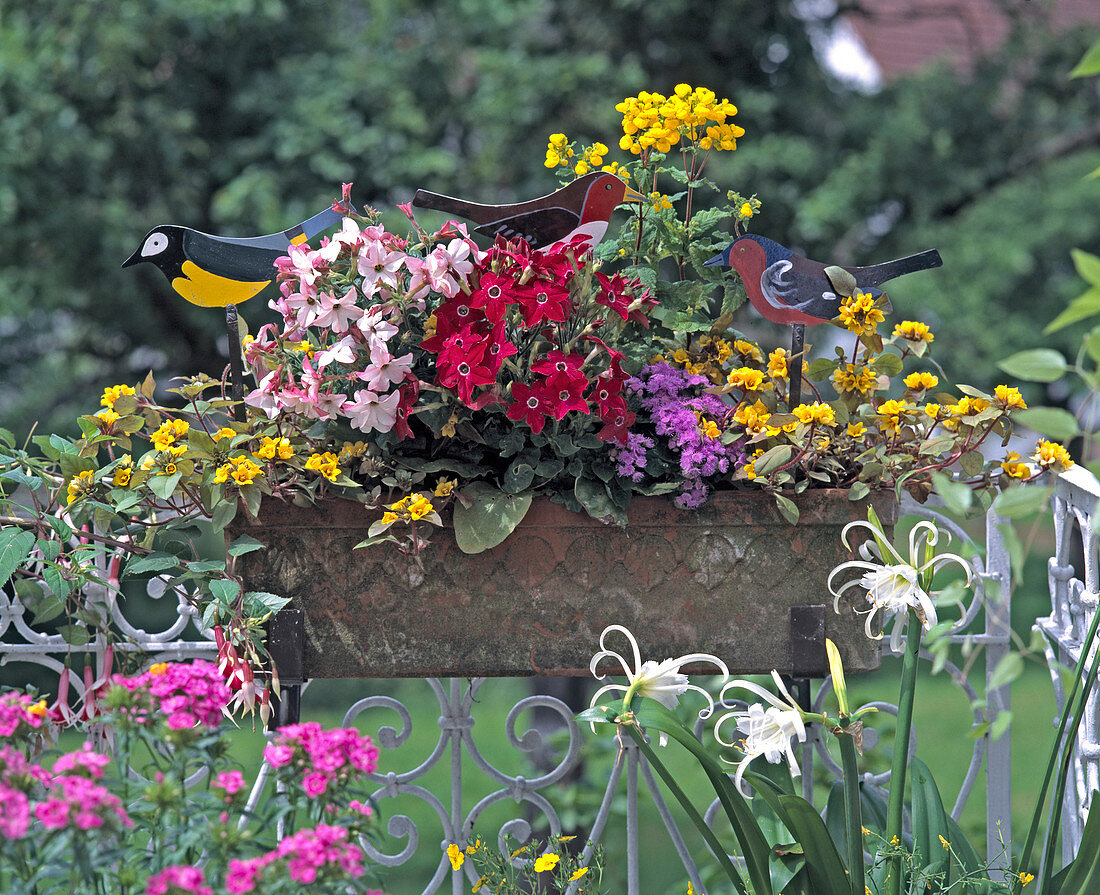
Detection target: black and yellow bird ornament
<box><xmin>122</xmin><ymin>201</ymin><xmax>350</xmax><ymax>307</ymax></box>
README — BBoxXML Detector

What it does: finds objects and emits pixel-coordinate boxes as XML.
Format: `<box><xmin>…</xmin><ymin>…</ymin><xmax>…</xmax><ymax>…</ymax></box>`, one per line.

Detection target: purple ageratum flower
<box><xmin>611</xmin><ymin>432</ymin><xmax>655</xmax><ymax>482</ymax></box>
<box><xmin>626</xmin><ymin>362</ymin><xmax>746</xmax><ymax>506</ymax></box>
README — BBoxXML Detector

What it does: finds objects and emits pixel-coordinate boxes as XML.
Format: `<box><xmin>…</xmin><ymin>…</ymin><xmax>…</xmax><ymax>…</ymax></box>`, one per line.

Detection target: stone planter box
<box><xmin>233</xmin><ymin>490</ymin><xmax>895</xmax><ymax>680</ymax></box>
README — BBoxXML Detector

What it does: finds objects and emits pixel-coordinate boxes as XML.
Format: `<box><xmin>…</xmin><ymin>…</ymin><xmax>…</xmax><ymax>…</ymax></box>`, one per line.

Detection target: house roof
<box><xmin>846</xmin><ymin>0</ymin><xmax>1100</xmax><ymax>79</ymax></box>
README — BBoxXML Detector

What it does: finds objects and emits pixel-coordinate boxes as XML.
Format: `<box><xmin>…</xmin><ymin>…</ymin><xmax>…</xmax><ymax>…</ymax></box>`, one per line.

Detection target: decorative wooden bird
<box><xmin>412</xmin><ymin>171</ymin><xmax>645</xmax><ymax>251</ymax></box>
<box><xmin>703</xmin><ymin>233</ymin><xmax>942</xmax><ymax>327</ymax></box>
<box><xmin>705</xmin><ymin>233</ymin><xmax>942</xmax><ymax>409</ymax></box>
<box><xmin>122</xmin><ymin>202</ymin><xmax>350</xmax><ymax>307</ymax></box>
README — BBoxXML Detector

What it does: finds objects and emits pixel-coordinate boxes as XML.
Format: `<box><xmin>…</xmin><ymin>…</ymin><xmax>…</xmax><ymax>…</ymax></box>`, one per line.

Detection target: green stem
<box><xmin>884</xmin><ymin>609</ymin><xmax>922</xmax><ymax>895</ymax></box>
<box><xmin>1017</xmin><ymin>604</ymin><xmax>1100</xmax><ymax>893</ymax></box>
<box><xmin>1036</xmin><ymin>613</ymin><xmax>1100</xmax><ymax>895</ymax></box>
<box><xmin>837</xmin><ymin>721</ymin><xmax>865</xmax><ymax>895</ymax></box>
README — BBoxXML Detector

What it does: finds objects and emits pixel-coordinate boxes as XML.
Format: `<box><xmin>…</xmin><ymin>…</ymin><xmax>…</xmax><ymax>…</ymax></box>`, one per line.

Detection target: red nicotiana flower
<box><xmin>421</xmin><ymin>299</ymin><xmax>486</xmax><ymax>353</ymax></box>
<box><xmin>485</xmin><ymin>320</ymin><xmax>518</xmax><ymax>373</ymax></box>
<box><xmin>506</xmin><ymin>380</ymin><xmax>553</xmax><ymax>434</ymax></box>
<box><xmin>392</xmin><ymin>374</ymin><xmax>420</xmax><ymax>440</ymax></box>
<box><xmin>515</xmin><ymin>279</ymin><xmax>572</xmax><ymax>327</ymax></box>
<box><xmin>469</xmin><ymin>270</ymin><xmax>518</xmax><ymax>323</ymax></box>
<box><xmin>596</xmin><ymin>395</ymin><xmax>635</xmax><ymax>445</ymax></box>
<box><xmin>439</xmin><ymin>343</ymin><xmax>496</xmax><ymax>406</ymax></box>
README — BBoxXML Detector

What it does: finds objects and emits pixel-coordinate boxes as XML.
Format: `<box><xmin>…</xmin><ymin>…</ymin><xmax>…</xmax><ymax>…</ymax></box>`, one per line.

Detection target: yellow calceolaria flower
<box><xmin>255</xmin><ymin>436</ymin><xmax>293</xmax><ymax>461</ymax></box>
<box><xmin>213</xmin><ymin>427</ymin><xmax>237</xmax><ymax>442</ymax></box>
<box><xmin>149</xmin><ymin>662</ymin><xmax>169</xmax><ymax>676</ymax></box>
<box><xmin>793</xmin><ymin>402</ymin><xmax>837</xmax><ymax>427</ymax></box>
<box><xmin>649</xmin><ymin>191</ymin><xmax>673</xmax><ymax>210</ymax></box>
<box><xmin>570</xmin><ymin>867</ymin><xmax>589</xmax><ymax>882</ymax></box>
<box><xmin>726</xmin><ymin>366</ymin><xmax>768</xmax><ymax>391</ymax></box>
<box><xmin>903</xmin><ymin>371</ymin><xmax>939</xmax><ymax>391</ymax></box>
<box><xmin>734</xmin><ymin>400</ymin><xmax>771</xmax><ymax>435</ymax></box>
<box><xmin>1034</xmin><ymin>440</ymin><xmax>1073</xmax><ymax>470</ymax></box>
<box><xmin>100</xmin><ymin>384</ymin><xmax>135</xmax><ymax>408</ymax></box>
<box><xmin>616</xmin><ymin>86</ymin><xmax>742</xmax><ymax>156</ymax></box>
<box><xmin>533</xmin><ymin>853</ymin><xmax>560</xmax><ymax>873</ymax></box>
<box><xmin>878</xmin><ymin>399</ymin><xmax>913</xmax><ymax>434</ymax></box>
<box><xmin>994</xmin><ymin>384</ymin><xmax>1027</xmax><ymax>410</ymax></box>
<box><xmin>836</xmin><ymin>292</ymin><xmax>884</xmax><ymax>334</ymax></box>
<box><xmin>1001</xmin><ymin>451</ymin><xmax>1031</xmax><ymax>480</ymax></box>
<box><xmin>739</xmin><ymin>201</ymin><xmax>754</xmax><ymax>218</ymax></box>
<box><xmin>112</xmin><ymin>455</ymin><xmax>133</xmax><ymax>487</ymax></box>
<box><xmin>894</xmin><ymin>320</ymin><xmax>934</xmax><ymax>343</ymax></box>
<box><xmin>434</xmin><ymin>478</ymin><xmax>456</xmax><ymax>497</ymax></box>
<box><xmin>66</xmin><ymin>470</ymin><xmax>96</xmax><ymax>504</ymax></box>
<box><xmin>407</xmin><ymin>495</ymin><xmax>434</xmax><ymax>520</ymax></box>
<box><xmin>544</xmin><ymin>133</ymin><xmax>573</xmax><ymax>169</ymax></box>
<box><xmin>832</xmin><ymin>363</ymin><xmax>877</xmax><ymax>394</ymax></box>
<box><xmin>733</xmin><ymin>339</ymin><xmax>764</xmax><ymax>364</ymax></box>
<box><xmin>939</xmin><ymin>835</ymin><xmax>950</xmax><ymax>850</ymax></box>
<box><xmin>847</xmin><ymin>422</ymin><xmax>866</xmax><ymax>438</ymax></box>
<box><xmin>305</xmin><ymin>451</ymin><xmax>341</xmax><ymax>483</ymax></box>
<box><xmin>380</xmin><ymin>511</ymin><xmax>398</xmax><ymax>525</ymax></box>
<box><xmin>698</xmin><ymin>416</ymin><xmax>720</xmax><ymax>439</ymax></box>
<box><xmin>446</xmin><ymin>843</ymin><xmax>464</xmax><ymax>870</ymax></box>
<box><xmin>95</xmin><ymin>408</ymin><xmax>121</xmax><ymax>427</ymax></box>
<box><xmin>1019</xmin><ymin>871</ymin><xmax>1035</xmax><ymax>887</ymax></box>
<box><xmin>767</xmin><ymin>348</ymin><xmax>788</xmax><ymax>380</ymax></box>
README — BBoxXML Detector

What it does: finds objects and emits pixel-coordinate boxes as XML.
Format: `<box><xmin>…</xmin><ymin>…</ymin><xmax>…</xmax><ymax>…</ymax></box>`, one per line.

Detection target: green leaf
<box><xmin>958</xmin><ymin>451</ymin><xmax>984</xmax><ymax>477</ymax></box>
<box><xmin>774</xmin><ymin>494</ymin><xmax>799</xmax><ymax>525</ymax></box>
<box><xmin>503</xmin><ymin>461</ymin><xmax>535</xmax><ymax>493</ymax></box>
<box><xmin>245</xmin><ymin>591</ymin><xmax>291</xmax><ymax>615</ymax></box>
<box><xmin>211</xmin><ymin>497</ymin><xmax>238</xmax><ymax>532</ymax></box>
<box><xmin>930</xmin><ymin>472</ymin><xmax>973</xmax><ymax>516</ymax></box>
<box><xmin>56</xmin><ymin>624</ymin><xmax>90</xmax><ymax>646</ymax></box>
<box><xmin>574</xmin><ymin>477</ymin><xmax>618</xmax><ymax>522</ymax></box>
<box><xmin>121</xmin><ymin>552</ymin><xmax>182</xmax><ymax>578</ymax></box>
<box><xmin>991</xmin><ymin>485</ymin><xmax>1053</xmax><ymax>519</ymax></box>
<box><xmin>988</xmin><ymin>651</ymin><xmax>1024</xmax><ymax>690</ymax></box>
<box><xmin>452</xmin><ymin>483</ymin><xmax>533</xmax><ymax>554</ymax></box>
<box><xmin>1014</xmin><ymin>407</ymin><xmax>1081</xmax><ymax>442</ymax></box>
<box><xmin>1070</xmin><ymin>38</ymin><xmax>1100</xmax><ymax>77</ymax></box>
<box><xmin>0</xmin><ymin>529</ymin><xmax>36</xmax><ymax>589</ymax></box>
<box><xmin>1059</xmin><ymin>789</ymin><xmax>1100</xmax><ymax>894</ymax></box>
<box><xmin>909</xmin><ymin>758</ymin><xmax>952</xmax><ymax>874</ymax></box>
<box><xmin>847</xmin><ymin>480</ymin><xmax>870</xmax><ymax>501</ymax></box>
<box><xmin>1074</xmin><ymin>249</ymin><xmax>1100</xmax><ymax>287</ymax></box>
<box><xmin>1084</xmin><ymin>325</ymin><xmax>1100</xmax><ymax>364</ymax></box>
<box><xmin>227</xmin><ymin>535</ymin><xmax>265</xmax><ymax>557</ymax></box>
<box><xmin>996</xmin><ymin>349</ymin><xmax>1067</xmax><ymax>383</ymax></box>
<box><xmin>209</xmin><ymin>578</ymin><xmax>241</xmax><ymax>605</ymax></box>
<box><xmin>146</xmin><ymin>471</ymin><xmax>182</xmax><ymax>500</ymax></box>
<box><xmin>43</xmin><ymin>565</ymin><xmax>73</xmax><ymax>598</ymax></box>
<box><xmin>30</xmin><ymin>592</ymin><xmax>66</xmax><ymax>625</ymax></box>
<box><xmin>824</xmin><ymin>266</ymin><xmax>857</xmax><ymax>297</ymax></box>
<box><xmin>1044</xmin><ymin>287</ymin><xmax>1100</xmax><ymax>334</ymax></box>
<box><xmin>754</xmin><ymin>445</ymin><xmax>793</xmax><ymax>477</ymax></box>
<box><xmin>869</xmin><ymin>352</ymin><xmax>904</xmax><ymax>377</ymax></box>
<box><xmin>806</xmin><ymin>358</ymin><xmax>839</xmax><ymax>381</ymax></box>
<box><xmin>240</xmin><ymin>483</ymin><xmax>262</xmax><ymax>520</ymax></box>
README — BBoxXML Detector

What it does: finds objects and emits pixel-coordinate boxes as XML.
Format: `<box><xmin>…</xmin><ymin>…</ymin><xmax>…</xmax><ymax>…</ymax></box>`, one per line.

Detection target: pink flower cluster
<box><xmin>145</xmin><ymin>864</ymin><xmax>213</xmax><ymax>895</ymax></box>
<box><xmin>0</xmin><ymin>691</ymin><xmax>46</xmax><ymax>738</ymax></box>
<box><xmin>225</xmin><ymin>823</ymin><xmax>366</xmax><ymax>892</ymax></box>
<box><xmin>245</xmin><ymin>217</ymin><xmax>460</xmax><ymax>434</ymax></box>
<box><xmin>34</xmin><ymin>770</ymin><xmax>131</xmax><ymax>833</ymax></box>
<box><xmin>264</xmin><ymin>722</ymin><xmax>379</xmax><ymax>798</ymax></box>
<box><xmin>114</xmin><ymin>661</ymin><xmax>231</xmax><ymax>730</ymax></box>
<box><xmin>0</xmin><ymin>743</ymin><xmax>126</xmax><ymax>840</ymax></box>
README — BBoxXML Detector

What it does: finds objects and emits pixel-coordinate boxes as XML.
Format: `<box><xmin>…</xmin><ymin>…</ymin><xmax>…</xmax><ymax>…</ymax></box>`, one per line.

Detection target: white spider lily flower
<box><xmin>715</xmin><ymin>672</ymin><xmax>807</xmax><ymax>791</ymax></box>
<box><xmin>589</xmin><ymin>625</ymin><xmax>729</xmax><ymax>731</ymax></box>
<box><xmin>827</xmin><ymin>516</ymin><xmax>972</xmax><ymax>651</ymax></box>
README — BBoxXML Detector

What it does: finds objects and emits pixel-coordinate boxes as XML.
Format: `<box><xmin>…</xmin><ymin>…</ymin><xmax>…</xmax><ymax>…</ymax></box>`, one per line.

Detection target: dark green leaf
<box><xmin>56</xmin><ymin>624</ymin><xmax>90</xmax><ymax>646</ymax></box>
<box><xmin>869</xmin><ymin>352</ymin><xmax>903</xmax><ymax>377</ymax></box>
<box><xmin>211</xmin><ymin>497</ymin><xmax>238</xmax><ymax>532</ymax></box>
<box><xmin>209</xmin><ymin>578</ymin><xmax>241</xmax><ymax>605</ymax></box>
<box><xmin>1044</xmin><ymin>287</ymin><xmax>1100</xmax><ymax>334</ymax></box>
<box><xmin>0</xmin><ymin>529</ymin><xmax>36</xmax><ymax>588</ymax></box>
<box><xmin>775</xmin><ymin>494</ymin><xmax>799</xmax><ymax>525</ymax></box>
<box><xmin>503</xmin><ymin>461</ymin><xmax>535</xmax><ymax>493</ymax></box>
<box><xmin>806</xmin><ymin>358</ymin><xmax>839</xmax><ymax>381</ymax></box>
<box><xmin>121</xmin><ymin>552</ymin><xmax>182</xmax><ymax>578</ymax></box>
<box><xmin>991</xmin><ymin>485</ymin><xmax>1052</xmax><ymax>519</ymax></box>
<box><xmin>147</xmin><ymin>471</ymin><xmax>182</xmax><ymax>500</ymax></box>
<box><xmin>227</xmin><ymin>535</ymin><xmax>265</xmax><ymax>557</ymax></box>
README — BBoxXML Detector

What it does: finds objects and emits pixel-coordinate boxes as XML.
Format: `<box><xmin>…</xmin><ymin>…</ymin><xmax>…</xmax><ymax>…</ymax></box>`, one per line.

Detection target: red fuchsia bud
<box><xmin>213</xmin><ymin>625</ymin><xmax>226</xmax><ymax>650</ymax></box>
<box><xmin>259</xmin><ymin>688</ymin><xmax>272</xmax><ymax>727</ymax></box>
<box><xmin>107</xmin><ymin>555</ymin><xmax>121</xmax><ymax>589</ymax></box>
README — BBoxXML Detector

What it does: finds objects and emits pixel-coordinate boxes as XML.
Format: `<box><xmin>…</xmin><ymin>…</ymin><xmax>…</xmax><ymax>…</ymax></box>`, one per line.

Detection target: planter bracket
<box><xmin>267</xmin><ymin>609</ymin><xmax>305</xmax><ymax>727</ymax></box>
<box><xmin>789</xmin><ymin>604</ymin><xmax>827</xmax><ymax>677</ymax></box>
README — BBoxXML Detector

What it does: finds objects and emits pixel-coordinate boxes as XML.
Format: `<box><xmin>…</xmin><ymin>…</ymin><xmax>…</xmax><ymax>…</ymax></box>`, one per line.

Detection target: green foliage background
<box><xmin>2</xmin><ymin>0</ymin><xmax>1098</xmax><ymax>436</ymax></box>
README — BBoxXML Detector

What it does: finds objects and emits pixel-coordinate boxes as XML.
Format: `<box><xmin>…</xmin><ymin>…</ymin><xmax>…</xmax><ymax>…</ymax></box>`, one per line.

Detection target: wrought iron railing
<box><xmin>0</xmin><ymin>495</ymin><xmax>1020</xmax><ymax>894</ymax></box>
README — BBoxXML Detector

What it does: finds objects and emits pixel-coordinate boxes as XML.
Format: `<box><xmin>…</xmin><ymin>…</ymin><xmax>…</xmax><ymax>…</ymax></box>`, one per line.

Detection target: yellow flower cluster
<box><xmin>767</xmin><ymin>349</ymin><xmax>788</xmax><ymax>380</ymax></box>
<box><xmin>648</xmin><ymin>191</ymin><xmax>673</xmax><ymax>211</ymax></box>
<box><xmin>994</xmin><ymin>384</ymin><xmax>1027</xmax><ymax>410</ymax></box>
<box><xmin>214</xmin><ymin>427</ymin><xmax>237</xmax><ymax>441</ymax></box>
<box><xmin>697</xmin><ymin>415</ymin><xmax>720</xmax><ymax>439</ymax></box>
<box><xmin>574</xmin><ymin>142</ymin><xmax>608</xmax><ymax>177</ymax></box>
<box><xmin>544</xmin><ymin>133</ymin><xmax>574</xmax><ymax>169</ymax></box>
<box><xmin>101</xmin><ymin>384</ymin><xmax>135</xmax><ymax>409</ymax></box>
<box><xmin>305</xmin><ymin>451</ymin><xmax>341</xmax><ymax>482</ymax></box>
<box><xmin>726</xmin><ymin>366</ymin><xmax>768</xmax><ymax>391</ymax></box>
<box><xmin>894</xmin><ymin>320</ymin><xmax>934</xmax><ymax>343</ymax></box>
<box><xmin>339</xmin><ymin>441</ymin><xmax>368</xmax><ymax>459</ymax></box>
<box><xmin>66</xmin><ymin>470</ymin><xmax>96</xmax><ymax>504</ymax></box>
<box><xmin>1000</xmin><ymin>452</ymin><xmax>1031</xmax><ymax>480</ymax></box>
<box><xmin>113</xmin><ymin>455</ymin><xmax>133</xmax><ymax>487</ymax></box>
<box><xmin>1034</xmin><ymin>440</ymin><xmax>1073</xmax><ymax>470</ymax></box>
<box><xmin>95</xmin><ymin>408</ymin><xmax>120</xmax><ymax>428</ymax></box>
<box><xmin>833</xmin><ymin>363</ymin><xmax>877</xmax><ymax>395</ymax></box>
<box><xmin>434</xmin><ymin>478</ymin><xmax>456</xmax><ymax>497</ymax></box>
<box><xmin>734</xmin><ymin>400</ymin><xmax>772</xmax><ymax>436</ymax></box>
<box><xmin>793</xmin><ymin>402</ymin><xmax>837</xmax><ymax>427</ymax></box>
<box><xmin>380</xmin><ymin>492</ymin><xmax>434</xmax><ymax>525</ymax></box>
<box><xmin>254</xmin><ymin>436</ymin><xmax>293</xmax><ymax>461</ymax></box>
<box><xmin>151</xmin><ymin>419</ymin><xmax>190</xmax><ymax>455</ymax></box>
<box><xmin>214</xmin><ymin>455</ymin><xmax>263</xmax><ymax>486</ymax></box>
<box><xmin>903</xmin><ymin>372</ymin><xmax>939</xmax><ymax>392</ymax></box>
<box><xmin>878</xmin><ymin>399</ymin><xmax>914</xmax><ymax>435</ymax></box>
<box><xmin>616</xmin><ymin>84</ymin><xmax>743</xmax><ymax>157</ymax></box>
<box><xmin>836</xmin><ymin>292</ymin><xmax>884</xmax><ymax>335</ymax></box>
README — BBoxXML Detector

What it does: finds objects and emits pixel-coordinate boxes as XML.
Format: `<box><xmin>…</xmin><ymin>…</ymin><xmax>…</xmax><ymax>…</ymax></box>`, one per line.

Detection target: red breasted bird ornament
<box><xmin>412</xmin><ymin>171</ymin><xmax>644</xmax><ymax>251</ymax></box>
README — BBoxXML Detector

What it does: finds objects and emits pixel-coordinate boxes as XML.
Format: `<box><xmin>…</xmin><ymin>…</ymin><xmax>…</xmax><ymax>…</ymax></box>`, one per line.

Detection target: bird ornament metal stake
<box><xmin>705</xmin><ymin>233</ymin><xmax>942</xmax><ymax>408</ymax></box>
<box><xmin>123</xmin><ymin>200</ymin><xmax>351</xmax><ymax>418</ymax></box>
<box><xmin>412</xmin><ymin>171</ymin><xmax>645</xmax><ymax>251</ymax></box>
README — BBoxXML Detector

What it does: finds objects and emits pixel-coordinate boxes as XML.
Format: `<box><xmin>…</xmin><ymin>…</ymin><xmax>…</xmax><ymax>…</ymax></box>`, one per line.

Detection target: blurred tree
<box><xmin>1</xmin><ymin>0</ymin><xmax>1097</xmax><ymax>437</ymax></box>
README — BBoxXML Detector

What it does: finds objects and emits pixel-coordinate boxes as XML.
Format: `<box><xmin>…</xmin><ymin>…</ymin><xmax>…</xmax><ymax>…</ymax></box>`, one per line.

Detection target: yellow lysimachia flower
<box><xmin>100</xmin><ymin>384</ymin><xmax>135</xmax><ymax>408</ymax></box>
<box><xmin>894</xmin><ymin>320</ymin><xmax>934</xmax><ymax>343</ymax></box>
<box><xmin>793</xmin><ymin>402</ymin><xmax>837</xmax><ymax>427</ymax></box>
